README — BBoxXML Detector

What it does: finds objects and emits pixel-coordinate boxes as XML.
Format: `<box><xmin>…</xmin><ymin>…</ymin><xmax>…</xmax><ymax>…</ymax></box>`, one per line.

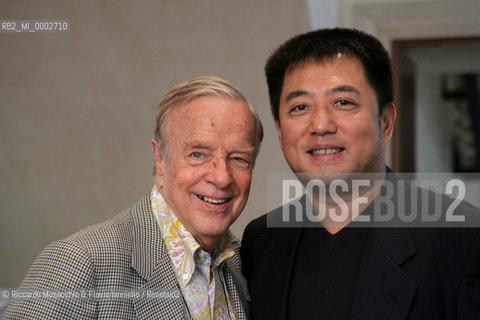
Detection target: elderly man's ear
<box><xmin>151</xmin><ymin>139</ymin><xmax>165</xmax><ymax>189</ymax></box>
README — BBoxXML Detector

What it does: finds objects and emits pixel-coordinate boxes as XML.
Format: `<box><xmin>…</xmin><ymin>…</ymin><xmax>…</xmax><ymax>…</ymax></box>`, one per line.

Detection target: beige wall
<box><xmin>0</xmin><ymin>0</ymin><xmax>310</xmax><ymax>287</ymax></box>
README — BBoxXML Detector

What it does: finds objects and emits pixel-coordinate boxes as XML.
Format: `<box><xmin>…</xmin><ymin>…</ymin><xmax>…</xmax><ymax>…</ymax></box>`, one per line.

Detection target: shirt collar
<box><xmin>150</xmin><ymin>185</ymin><xmax>238</xmax><ymax>286</ymax></box>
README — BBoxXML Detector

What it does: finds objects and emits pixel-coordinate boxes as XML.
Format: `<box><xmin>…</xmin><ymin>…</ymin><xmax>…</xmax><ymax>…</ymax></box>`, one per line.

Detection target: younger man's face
<box><xmin>275</xmin><ymin>57</ymin><xmax>395</xmax><ymax>179</ymax></box>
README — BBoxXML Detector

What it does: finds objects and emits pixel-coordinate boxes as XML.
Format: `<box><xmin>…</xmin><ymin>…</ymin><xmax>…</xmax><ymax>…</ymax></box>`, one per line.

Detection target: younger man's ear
<box><xmin>381</xmin><ymin>103</ymin><xmax>396</xmax><ymax>144</ymax></box>
<box><xmin>274</xmin><ymin>119</ymin><xmax>284</xmax><ymax>149</ymax></box>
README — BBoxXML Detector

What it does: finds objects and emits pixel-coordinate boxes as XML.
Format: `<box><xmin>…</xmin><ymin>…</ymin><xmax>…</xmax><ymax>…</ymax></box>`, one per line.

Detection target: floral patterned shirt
<box><xmin>151</xmin><ymin>186</ymin><xmax>237</xmax><ymax>319</ymax></box>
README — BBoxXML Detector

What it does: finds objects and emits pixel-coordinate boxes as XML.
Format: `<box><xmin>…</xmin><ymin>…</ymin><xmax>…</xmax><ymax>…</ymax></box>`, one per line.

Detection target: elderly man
<box><xmin>6</xmin><ymin>76</ymin><xmax>262</xmax><ymax>319</ymax></box>
<box><xmin>241</xmin><ymin>28</ymin><xmax>480</xmax><ymax>320</ymax></box>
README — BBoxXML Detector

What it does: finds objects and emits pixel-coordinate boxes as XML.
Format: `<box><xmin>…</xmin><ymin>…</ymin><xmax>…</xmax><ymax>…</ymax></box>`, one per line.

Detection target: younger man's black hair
<box><xmin>265</xmin><ymin>28</ymin><xmax>393</xmax><ymax>122</ymax></box>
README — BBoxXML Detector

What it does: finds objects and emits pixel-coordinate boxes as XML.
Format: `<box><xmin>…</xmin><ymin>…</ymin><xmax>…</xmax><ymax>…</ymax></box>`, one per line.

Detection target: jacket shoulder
<box><xmin>4</xmin><ymin>194</ymin><xmax>152</xmax><ymax>319</ymax></box>
<box><xmin>11</xmin><ymin>196</ymin><xmax>147</xmax><ymax>289</ymax></box>
<box><xmin>60</xmin><ymin>192</ymin><xmax>153</xmax><ymax>262</ymax></box>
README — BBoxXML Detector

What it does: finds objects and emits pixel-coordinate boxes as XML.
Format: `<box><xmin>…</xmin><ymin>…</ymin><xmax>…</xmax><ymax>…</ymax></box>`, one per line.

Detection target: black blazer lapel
<box><xmin>261</xmin><ymin>196</ymin><xmax>307</xmax><ymax>320</ymax></box>
<box><xmin>351</xmin><ymin>228</ymin><xmax>418</xmax><ymax>320</ymax></box>
<box><xmin>243</xmin><ymin>196</ymin><xmax>306</xmax><ymax>320</ymax></box>
<box><xmin>273</xmin><ymin>227</ymin><xmax>303</xmax><ymax>320</ymax></box>
<box><xmin>249</xmin><ymin>225</ymin><xmax>302</xmax><ymax>320</ymax></box>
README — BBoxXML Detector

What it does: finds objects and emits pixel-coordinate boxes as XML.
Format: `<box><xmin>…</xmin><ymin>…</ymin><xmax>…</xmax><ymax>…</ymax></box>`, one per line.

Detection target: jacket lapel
<box><xmin>263</xmin><ymin>196</ymin><xmax>306</xmax><ymax>320</ymax></box>
<box><xmin>256</xmin><ymin>226</ymin><xmax>302</xmax><ymax>320</ymax></box>
<box><xmin>351</xmin><ymin>227</ymin><xmax>418</xmax><ymax>320</ymax></box>
<box><xmin>224</xmin><ymin>251</ymin><xmax>249</xmax><ymax>320</ymax></box>
<box><xmin>130</xmin><ymin>193</ymin><xmax>186</xmax><ymax>320</ymax></box>
<box><xmin>277</xmin><ymin>228</ymin><xmax>303</xmax><ymax>320</ymax></box>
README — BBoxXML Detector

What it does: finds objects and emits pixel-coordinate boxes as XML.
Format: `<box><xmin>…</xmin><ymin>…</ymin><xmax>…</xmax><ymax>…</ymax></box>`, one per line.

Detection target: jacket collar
<box><xmin>351</xmin><ymin>169</ymin><xmax>418</xmax><ymax>319</ymax></box>
<box><xmin>351</xmin><ymin>227</ymin><xmax>417</xmax><ymax>320</ymax></box>
<box><xmin>130</xmin><ymin>192</ymin><xmax>187</xmax><ymax>319</ymax></box>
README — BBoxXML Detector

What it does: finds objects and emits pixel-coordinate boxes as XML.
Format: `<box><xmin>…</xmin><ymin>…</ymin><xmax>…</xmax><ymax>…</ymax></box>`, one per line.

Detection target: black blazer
<box><xmin>241</xmin><ymin>178</ymin><xmax>480</xmax><ymax>319</ymax></box>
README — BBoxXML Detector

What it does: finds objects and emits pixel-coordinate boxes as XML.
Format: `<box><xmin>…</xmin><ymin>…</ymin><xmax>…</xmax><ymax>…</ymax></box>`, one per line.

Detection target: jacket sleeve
<box><xmin>458</xmin><ymin>231</ymin><xmax>480</xmax><ymax>319</ymax></box>
<box><xmin>4</xmin><ymin>239</ymin><xmax>98</xmax><ymax>319</ymax></box>
<box><xmin>240</xmin><ymin>215</ymin><xmax>266</xmax><ymax>283</ymax></box>
<box><xmin>240</xmin><ymin>220</ymin><xmax>255</xmax><ymax>282</ymax></box>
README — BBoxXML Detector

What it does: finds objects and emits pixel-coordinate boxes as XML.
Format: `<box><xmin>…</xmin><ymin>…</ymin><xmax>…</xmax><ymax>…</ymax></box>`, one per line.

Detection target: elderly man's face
<box><xmin>152</xmin><ymin>95</ymin><xmax>256</xmax><ymax>252</ymax></box>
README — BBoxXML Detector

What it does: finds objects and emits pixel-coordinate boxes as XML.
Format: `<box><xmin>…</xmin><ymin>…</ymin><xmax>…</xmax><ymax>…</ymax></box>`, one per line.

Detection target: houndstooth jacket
<box><xmin>4</xmin><ymin>192</ymin><xmax>249</xmax><ymax>319</ymax></box>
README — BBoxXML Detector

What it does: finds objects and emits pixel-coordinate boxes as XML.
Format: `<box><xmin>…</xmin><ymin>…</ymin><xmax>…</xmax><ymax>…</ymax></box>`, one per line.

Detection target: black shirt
<box><xmin>287</xmin><ymin>227</ymin><xmax>369</xmax><ymax>320</ymax></box>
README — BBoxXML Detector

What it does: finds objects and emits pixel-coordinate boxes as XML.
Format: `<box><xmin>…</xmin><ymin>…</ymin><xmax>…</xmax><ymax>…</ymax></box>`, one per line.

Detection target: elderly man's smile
<box><xmin>196</xmin><ymin>194</ymin><xmax>231</xmax><ymax>205</ymax></box>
